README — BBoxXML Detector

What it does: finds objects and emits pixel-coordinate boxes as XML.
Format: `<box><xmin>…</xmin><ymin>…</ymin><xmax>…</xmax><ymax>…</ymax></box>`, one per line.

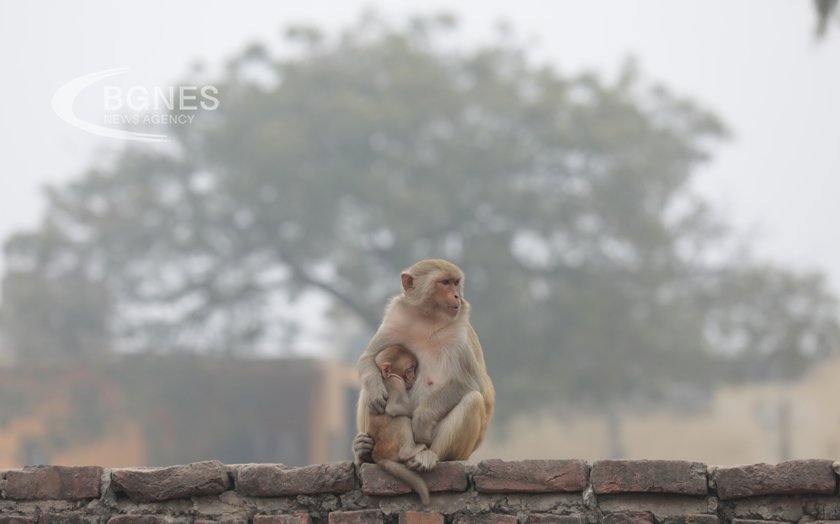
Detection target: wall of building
<box><xmin>1</xmin><ymin>458</ymin><xmax>839</xmax><ymax>523</ymax></box>
<box><xmin>476</xmin><ymin>357</ymin><xmax>840</xmax><ymax>464</ymax></box>
<box><xmin>0</xmin><ymin>357</ymin><xmax>360</xmax><ymax>468</ymax></box>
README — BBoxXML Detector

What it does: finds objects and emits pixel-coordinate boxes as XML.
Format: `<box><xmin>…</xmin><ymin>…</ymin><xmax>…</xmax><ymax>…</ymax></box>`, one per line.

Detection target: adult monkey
<box><xmin>354</xmin><ymin>259</ymin><xmax>495</xmax><ymax>471</ymax></box>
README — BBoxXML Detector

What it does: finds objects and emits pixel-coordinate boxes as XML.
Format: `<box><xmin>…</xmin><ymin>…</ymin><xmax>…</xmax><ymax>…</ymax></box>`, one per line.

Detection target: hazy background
<box><xmin>0</xmin><ymin>1</ymin><xmax>839</xmax><ymax>467</ymax></box>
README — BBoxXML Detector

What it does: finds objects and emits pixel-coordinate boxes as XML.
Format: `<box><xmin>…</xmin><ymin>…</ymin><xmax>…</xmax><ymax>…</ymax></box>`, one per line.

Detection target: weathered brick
<box><xmin>805</xmin><ymin>498</ymin><xmax>840</xmax><ymax>520</ymax></box>
<box><xmin>591</xmin><ymin>460</ymin><xmax>707</xmax><ymax>495</ymax></box>
<box><xmin>235</xmin><ymin>462</ymin><xmax>354</xmax><ymax>496</ymax></box>
<box><xmin>253</xmin><ymin>515</ymin><xmax>311</xmax><ymax>524</ymax></box>
<box><xmin>106</xmin><ymin>518</ymin><xmax>176</xmax><ymax>524</ymax></box>
<box><xmin>111</xmin><ymin>460</ymin><xmax>229</xmax><ymax>502</ymax></box>
<box><xmin>194</xmin><ymin>520</ymin><xmax>247</xmax><ymax>524</ymax></box>
<box><xmin>729</xmin><ymin>495</ymin><xmax>803</xmax><ymax>522</ymax></box>
<box><xmin>528</xmin><ymin>515</ymin><xmax>586</xmax><ymax>524</ymax></box>
<box><xmin>5</xmin><ymin>466</ymin><xmax>102</xmax><ymax>500</ymax></box>
<box><xmin>398</xmin><ymin>512</ymin><xmax>445</xmax><ymax>524</ymax></box>
<box><xmin>327</xmin><ymin>510</ymin><xmax>383</xmax><ymax>524</ymax></box>
<box><xmin>661</xmin><ymin>516</ymin><xmax>719</xmax><ymax>524</ymax></box>
<box><xmin>0</xmin><ymin>518</ymin><xmax>36</xmax><ymax>524</ymax></box>
<box><xmin>602</xmin><ymin>512</ymin><xmax>655</xmax><ymax>524</ymax></box>
<box><xmin>731</xmin><ymin>520</ymin><xmax>789</xmax><ymax>524</ymax></box>
<box><xmin>359</xmin><ymin>461</ymin><xmax>468</xmax><ymax>496</ymax></box>
<box><xmin>711</xmin><ymin>459</ymin><xmax>835</xmax><ymax>500</ymax></box>
<box><xmin>455</xmin><ymin>515</ymin><xmax>518</xmax><ymax>524</ymax></box>
<box><xmin>473</xmin><ymin>460</ymin><xmax>589</xmax><ymax>493</ymax></box>
<box><xmin>39</xmin><ymin>514</ymin><xmax>101</xmax><ymax>524</ymax></box>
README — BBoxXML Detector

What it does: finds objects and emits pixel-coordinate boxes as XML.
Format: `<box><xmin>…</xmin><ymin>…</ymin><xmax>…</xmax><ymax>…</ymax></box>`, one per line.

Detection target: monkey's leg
<box><xmin>398</xmin><ymin>443</ymin><xmax>427</xmax><ymax>462</ymax></box>
<box><xmin>406</xmin><ymin>390</ymin><xmax>485</xmax><ymax>470</ymax></box>
<box><xmin>430</xmin><ymin>390</ymin><xmax>484</xmax><ymax>461</ymax></box>
<box><xmin>411</xmin><ymin>380</ymin><xmax>472</xmax><ymax>445</ymax></box>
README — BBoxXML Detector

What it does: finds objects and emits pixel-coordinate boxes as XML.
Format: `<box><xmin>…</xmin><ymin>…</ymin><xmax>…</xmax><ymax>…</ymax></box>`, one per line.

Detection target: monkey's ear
<box><xmin>401</xmin><ymin>273</ymin><xmax>415</xmax><ymax>292</ymax></box>
<box><xmin>379</xmin><ymin>362</ymin><xmax>392</xmax><ymax>378</ymax></box>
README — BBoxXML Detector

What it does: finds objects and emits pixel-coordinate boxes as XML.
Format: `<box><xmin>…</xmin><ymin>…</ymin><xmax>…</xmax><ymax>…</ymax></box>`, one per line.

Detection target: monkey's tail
<box><xmin>379</xmin><ymin>460</ymin><xmax>430</xmax><ymax>505</ymax></box>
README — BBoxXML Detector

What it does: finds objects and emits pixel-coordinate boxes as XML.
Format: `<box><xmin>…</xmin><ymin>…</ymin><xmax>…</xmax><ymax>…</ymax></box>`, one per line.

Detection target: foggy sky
<box><xmin>1</xmin><ymin>0</ymin><xmax>839</xmax><ymax>298</ymax></box>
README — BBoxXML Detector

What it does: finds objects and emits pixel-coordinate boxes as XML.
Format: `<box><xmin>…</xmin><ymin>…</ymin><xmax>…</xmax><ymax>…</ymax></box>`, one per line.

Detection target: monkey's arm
<box><xmin>466</xmin><ymin>323</ymin><xmax>496</xmax><ymax>422</ymax></box>
<box><xmin>385</xmin><ymin>386</ymin><xmax>415</xmax><ymax>417</ymax></box>
<box><xmin>412</xmin><ymin>379</ymin><xmax>474</xmax><ymax>445</ymax></box>
<box><xmin>356</xmin><ymin>336</ymin><xmax>391</xmax><ymax>414</ymax></box>
<box><xmin>385</xmin><ymin>398</ymin><xmax>415</xmax><ymax>417</ymax></box>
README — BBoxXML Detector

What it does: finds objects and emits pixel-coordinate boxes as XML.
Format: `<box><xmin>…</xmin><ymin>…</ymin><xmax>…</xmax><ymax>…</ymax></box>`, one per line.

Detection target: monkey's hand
<box><xmin>385</xmin><ymin>398</ymin><xmax>413</xmax><ymax>417</ymax></box>
<box><xmin>365</xmin><ymin>378</ymin><xmax>389</xmax><ymax>415</ymax></box>
<box><xmin>352</xmin><ymin>432</ymin><xmax>374</xmax><ymax>465</ymax></box>
<box><xmin>406</xmin><ymin>448</ymin><xmax>438</xmax><ymax>472</ymax></box>
<box><xmin>411</xmin><ymin>408</ymin><xmax>437</xmax><ymax>446</ymax></box>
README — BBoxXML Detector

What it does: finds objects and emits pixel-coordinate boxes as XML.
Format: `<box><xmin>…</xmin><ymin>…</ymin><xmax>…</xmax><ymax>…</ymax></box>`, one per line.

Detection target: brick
<box><xmin>711</xmin><ymin>459</ymin><xmax>835</xmax><ymax>500</ymax></box>
<box><xmin>39</xmin><ymin>515</ymin><xmax>101</xmax><ymax>524</ymax></box>
<box><xmin>455</xmin><ymin>515</ymin><xmax>518</xmax><ymax>524</ymax></box>
<box><xmin>602</xmin><ymin>512</ymin><xmax>655</xmax><ymax>524</ymax></box>
<box><xmin>327</xmin><ymin>511</ymin><xmax>383</xmax><ymax>524</ymax></box>
<box><xmin>597</xmin><ymin>493</ymin><xmax>707</xmax><ymax>517</ymax></box>
<box><xmin>111</xmin><ymin>460</ymin><xmax>229</xmax><ymax>502</ymax></box>
<box><xmin>591</xmin><ymin>460</ymin><xmax>707</xmax><ymax>495</ymax></box>
<box><xmin>731</xmin><ymin>521</ymin><xmax>789</xmax><ymax>524</ymax></box>
<box><xmin>235</xmin><ymin>462</ymin><xmax>354</xmax><ymax>496</ymax></box>
<box><xmin>106</xmin><ymin>518</ymin><xmax>173</xmax><ymax>524</ymax></box>
<box><xmin>5</xmin><ymin>466</ymin><xmax>102</xmax><ymax>500</ymax></box>
<box><xmin>806</xmin><ymin>499</ymin><xmax>840</xmax><ymax>520</ymax></box>
<box><xmin>661</xmin><ymin>516</ymin><xmax>719</xmax><ymax>524</ymax></box>
<box><xmin>0</xmin><ymin>518</ymin><xmax>36</xmax><ymax>524</ymax></box>
<box><xmin>473</xmin><ymin>459</ymin><xmax>589</xmax><ymax>493</ymax></box>
<box><xmin>528</xmin><ymin>515</ymin><xmax>586</xmax><ymax>524</ymax></box>
<box><xmin>730</xmin><ymin>496</ymin><xmax>803</xmax><ymax>522</ymax></box>
<box><xmin>253</xmin><ymin>515</ymin><xmax>311</xmax><ymax>524</ymax></box>
<box><xmin>359</xmin><ymin>461</ymin><xmax>468</xmax><ymax>496</ymax></box>
<box><xmin>398</xmin><ymin>512</ymin><xmax>445</xmax><ymax>524</ymax></box>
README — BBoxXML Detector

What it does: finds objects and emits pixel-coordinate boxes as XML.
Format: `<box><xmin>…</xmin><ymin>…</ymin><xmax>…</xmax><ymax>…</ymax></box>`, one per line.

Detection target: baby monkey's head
<box><xmin>375</xmin><ymin>345</ymin><xmax>418</xmax><ymax>390</ymax></box>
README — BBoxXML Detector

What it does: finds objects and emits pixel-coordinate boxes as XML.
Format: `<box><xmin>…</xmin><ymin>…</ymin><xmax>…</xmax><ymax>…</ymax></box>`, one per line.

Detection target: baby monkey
<box><xmin>366</xmin><ymin>345</ymin><xmax>429</xmax><ymax>505</ymax></box>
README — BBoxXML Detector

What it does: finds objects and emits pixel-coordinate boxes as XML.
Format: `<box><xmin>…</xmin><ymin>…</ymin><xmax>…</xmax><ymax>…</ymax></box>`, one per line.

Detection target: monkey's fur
<box><xmin>366</xmin><ymin>345</ymin><xmax>430</xmax><ymax>505</ymax></box>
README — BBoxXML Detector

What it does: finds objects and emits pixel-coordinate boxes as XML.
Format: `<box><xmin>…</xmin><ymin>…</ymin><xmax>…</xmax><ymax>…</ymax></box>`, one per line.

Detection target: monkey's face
<box><xmin>391</xmin><ymin>353</ymin><xmax>418</xmax><ymax>389</ymax></box>
<box><xmin>402</xmin><ymin>365</ymin><xmax>417</xmax><ymax>390</ymax></box>
<box><xmin>377</xmin><ymin>349</ymin><xmax>418</xmax><ymax>390</ymax></box>
<box><xmin>433</xmin><ymin>273</ymin><xmax>462</xmax><ymax>317</ymax></box>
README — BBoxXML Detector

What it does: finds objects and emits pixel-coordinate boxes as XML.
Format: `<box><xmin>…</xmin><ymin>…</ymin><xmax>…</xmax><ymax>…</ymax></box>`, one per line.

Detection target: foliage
<box><xmin>815</xmin><ymin>0</ymin><xmax>839</xmax><ymax>37</ymax></box>
<box><xmin>1</xmin><ymin>268</ymin><xmax>111</xmax><ymax>362</ymax></box>
<box><xmin>2</xmin><ymin>14</ymin><xmax>838</xmax><ymax>418</ymax></box>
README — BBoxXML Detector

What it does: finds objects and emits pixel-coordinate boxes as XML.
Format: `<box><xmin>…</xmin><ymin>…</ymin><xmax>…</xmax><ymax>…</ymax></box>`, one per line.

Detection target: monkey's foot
<box><xmin>399</xmin><ymin>443</ymin><xmax>427</xmax><ymax>462</ymax></box>
<box><xmin>352</xmin><ymin>433</ymin><xmax>374</xmax><ymax>465</ymax></box>
<box><xmin>406</xmin><ymin>448</ymin><xmax>438</xmax><ymax>471</ymax></box>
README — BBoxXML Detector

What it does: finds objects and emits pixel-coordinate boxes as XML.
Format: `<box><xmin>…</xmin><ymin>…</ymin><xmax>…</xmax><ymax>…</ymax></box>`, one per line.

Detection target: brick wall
<box><xmin>2</xmin><ymin>459</ymin><xmax>839</xmax><ymax>524</ymax></box>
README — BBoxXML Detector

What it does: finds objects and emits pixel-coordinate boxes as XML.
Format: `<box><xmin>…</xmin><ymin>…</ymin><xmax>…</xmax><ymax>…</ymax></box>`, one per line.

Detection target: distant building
<box><xmin>0</xmin><ymin>356</ymin><xmax>359</xmax><ymax>468</ymax></box>
<box><xmin>476</xmin><ymin>357</ymin><xmax>840</xmax><ymax>464</ymax></box>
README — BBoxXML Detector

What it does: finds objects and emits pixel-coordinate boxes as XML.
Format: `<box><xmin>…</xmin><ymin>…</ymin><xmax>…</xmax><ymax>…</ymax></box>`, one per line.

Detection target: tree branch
<box><xmin>284</xmin><ymin>259</ymin><xmax>382</xmax><ymax>330</ymax></box>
